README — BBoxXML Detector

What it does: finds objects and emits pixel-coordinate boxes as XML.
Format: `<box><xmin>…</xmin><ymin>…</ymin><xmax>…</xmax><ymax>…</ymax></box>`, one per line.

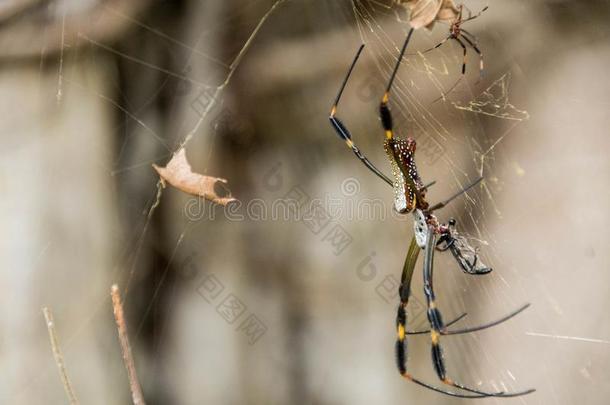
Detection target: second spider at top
<box><xmin>396</xmin><ymin>0</ymin><xmax>488</xmax><ymax>77</ymax></box>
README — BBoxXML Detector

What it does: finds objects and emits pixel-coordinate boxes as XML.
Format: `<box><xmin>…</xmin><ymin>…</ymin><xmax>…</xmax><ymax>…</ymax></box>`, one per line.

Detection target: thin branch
<box><xmin>111</xmin><ymin>285</ymin><xmax>146</xmax><ymax>405</ymax></box>
<box><xmin>42</xmin><ymin>307</ymin><xmax>80</xmax><ymax>405</ymax></box>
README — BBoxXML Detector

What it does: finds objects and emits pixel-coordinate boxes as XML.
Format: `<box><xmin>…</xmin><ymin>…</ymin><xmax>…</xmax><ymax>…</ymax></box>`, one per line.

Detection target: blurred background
<box><xmin>1</xmin><ymin>0</ymin><xmax>609</xmax><ymax>404</ymax></box>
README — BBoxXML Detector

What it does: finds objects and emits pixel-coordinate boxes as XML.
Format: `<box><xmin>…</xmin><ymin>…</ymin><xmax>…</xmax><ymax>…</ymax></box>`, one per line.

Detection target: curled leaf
<box><xmin>152</xmin><ymin>148</ymin><xmax>237</xmax><ymax>206</ymax></box>
<box><xmin>395</xmin><ymin>0</ymin><xmax>459</xmax><ymax>30</ymax></box>
<box><xmin>435</xmin><ymin>0</ymin><xmax>460</xmax><ymax>24</ymax></box>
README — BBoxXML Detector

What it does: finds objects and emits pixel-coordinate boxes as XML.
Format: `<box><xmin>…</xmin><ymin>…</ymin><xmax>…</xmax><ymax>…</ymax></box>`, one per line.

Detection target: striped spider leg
<box><xmin>328</xmin><ymin>29</ymin><xmax>534</xmax><ymax>398</ymax></box>
<box><xmin>329</xmin><ymin>44</ymin><xmax>393</xmax><ymax>188</ymax></box>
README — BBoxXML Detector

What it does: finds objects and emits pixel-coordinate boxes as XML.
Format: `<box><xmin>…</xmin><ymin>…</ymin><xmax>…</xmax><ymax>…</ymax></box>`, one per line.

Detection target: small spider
<box><xmin>397</xmin><ymin>0</ymin><xmax>487</xmax><ymax>77</ymax></box>
<box><xmin>328</xmin><ymin>29</ymin><xmax>534</xmax><ymax>398</ymax></box>
<box><xmin>432</xmin><ymin>3</ymin><xmax>487</xmax><ymax>76</ymax></box>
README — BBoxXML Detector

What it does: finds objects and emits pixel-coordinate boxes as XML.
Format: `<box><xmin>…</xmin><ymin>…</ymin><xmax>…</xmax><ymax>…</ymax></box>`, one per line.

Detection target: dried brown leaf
<box><xmin>436</xmin><ymin>0</ymin><xmax>460</xmax><ymax>24</ymax></box>
<box><xmin>152</xmin><ymin>148</ymin><xmax>236</xmax><ymax>206</ymax></box>
<box><xmin>396</xmin><ymin>0</ymin><xmax>459</xmax><ymax>30</ymax></box>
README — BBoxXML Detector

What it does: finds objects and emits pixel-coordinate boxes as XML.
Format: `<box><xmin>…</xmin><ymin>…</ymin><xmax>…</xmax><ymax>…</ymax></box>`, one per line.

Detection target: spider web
<box><xmin>16</xmin><ymin>1</ymin><xmax>609</xmax><ymax>404</ymax></box>
<box><xmin>453</xmin><ymin>72</ymin><xmax>530</xmax><ymax>121</ymax></box>
<box><xmin>16</xmin><ymin>0</ymin><xmax>539</xmax><ymax>403</ymax></box>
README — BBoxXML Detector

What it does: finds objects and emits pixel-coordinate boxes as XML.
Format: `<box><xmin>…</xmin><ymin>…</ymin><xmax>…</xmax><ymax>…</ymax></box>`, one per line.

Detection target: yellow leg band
<box><xmin>398</xmin><ymin>324</ymin><xmax>405</xmax><ymax>340</ymax></box>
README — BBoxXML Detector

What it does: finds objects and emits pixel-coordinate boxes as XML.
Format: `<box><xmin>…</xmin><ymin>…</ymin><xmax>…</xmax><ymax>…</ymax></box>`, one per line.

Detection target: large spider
<box><xmin>328</xmin><ymin>29</ymin><xmax>535</xmax><ymax>398</ymax></box>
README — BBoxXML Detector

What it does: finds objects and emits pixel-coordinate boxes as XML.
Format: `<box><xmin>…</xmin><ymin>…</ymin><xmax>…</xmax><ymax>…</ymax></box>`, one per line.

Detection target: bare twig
<box><xmin>111</xmin><ymin>285</ymin><xmax>146</xmax><ymax>405</ymax></box>
<box><xmin>42</xmin><ymin>307</ymin><xmax>80</xmax><ymax>405</ymax></box>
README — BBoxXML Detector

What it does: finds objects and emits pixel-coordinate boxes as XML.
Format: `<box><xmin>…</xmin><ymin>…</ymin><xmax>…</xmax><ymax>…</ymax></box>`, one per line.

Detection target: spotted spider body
<box><xmin>450</xmin><ymin>22</ymin><xmax>461</xmax><ymax>37</ymax></box>
<box><xmin>384</xmin><ymin>137</ymin><xmax>427</xmax><ymax>214</ymax></box>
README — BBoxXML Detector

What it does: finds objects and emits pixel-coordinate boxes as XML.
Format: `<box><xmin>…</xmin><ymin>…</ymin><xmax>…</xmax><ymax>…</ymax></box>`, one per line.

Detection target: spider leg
<box><xmin>462</xmin><ymin>5</ymin><xmax>489</xmax><ymax>23</ymax></box>
<box><xmin>399</xmin><ymin>236</ymin><xmax>468</xmax><ymax>336</ymax></box>
<box><xmin>427</xmin><ymin>175</ymin><xmax>484</xmax><ymax>213</ymax></box>
<box><xmin>453</xmin><ymin>37</ymin><xmax>468</xmax><ymax>75</ymax></box>
<box><xmin>396</xmin><ymin>238</ymin><xmax>419</xmax><ymax>376</ymax></box>
<box><xmin>422</xmin><ymin>180</ymin><xmax>436</xmax><ymax>190</ymax></box>
<box><xmin>443</xmin><ymin>303</ymin><xmax>531</xmax><ymax>335</ymax></box>
<box><xmin>448</xmin><ymin>243</ymin><xmax>492</xmax><ymax>275</ymax></box>
<box><xmin>406</xmin><ymin>34</ymin><xmax>452</xmax><ymax>58</ymax></box>
<box><xmin>422</xmin><ymin>227</ymin><xmax>535</xmax><ymax>397</ymax></box>
<box><xmin>436</xmin><ymin>242</ymin><xmax>453</xmax><ymax>252</ymax></box>
<box><xmin>433</xmin><ymin>35</ymin><xmax>452</xmax><ymax>51</ymax></box>
<box><xmin>379</xmin><ymin>29</ymin><xmax>434</xmax><ymax>210</ymax></box>
<box><xmin>407</xmin><ymin>304</ymin><xmax>530</xmax><ymax>336</ymax></box>
<box><xmin>405</xmin><ymin>312</ymin><xmax>467</xmax><ymax>335</ymax></box>
<box><xmin>460</xmin><ymin>32</ymin><xmax>484</xmax><ymax>79</ymax></box>
<box><xmin>403</xmin><ymin>374</ymin><xmax>492</xmax><ymax>398</ymax></box>
<box><xmin>379</xmin><ymin>28</ymin><xmax>414</xmax><ymax>142</ymax></box>
<box><xmin>418</xmin><ymin>33</ymin><xmax>473</xmax><ymax>101</ymax></box>
<box><xmin>395</xmin><ymin>238</ymin><xmax>489</xmax><ymax>398</ymax></box>
<box><xmin>329</xmin><ymin>45</ymin><xmax>393</xmax><ymax>187</ymax></box>
<box><xmin>435</xmin><ymin>234</ymin><xmax>455</xmax><ymax>252</ymax></box>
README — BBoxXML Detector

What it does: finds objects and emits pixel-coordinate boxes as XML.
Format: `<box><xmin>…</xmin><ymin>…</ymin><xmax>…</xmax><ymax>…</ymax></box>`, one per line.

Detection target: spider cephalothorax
<box><xmin>450</xmin><ymin>20</ymin><xmax>461</xmax><ymax>37</ymax></box>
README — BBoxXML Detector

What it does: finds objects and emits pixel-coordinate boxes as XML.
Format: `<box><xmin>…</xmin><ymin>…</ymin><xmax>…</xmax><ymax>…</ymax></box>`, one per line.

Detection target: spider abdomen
<box><xmin>384</xmin><ymin>137</ymin><xmax>425</xmax><ymax>213</ymax></box>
